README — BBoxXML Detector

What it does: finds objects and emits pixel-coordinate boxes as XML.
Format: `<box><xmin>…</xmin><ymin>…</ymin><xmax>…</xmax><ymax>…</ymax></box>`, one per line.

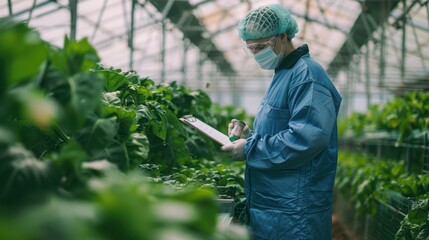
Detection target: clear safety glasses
<box><xmin>242</xmin><ymin>36</ymin><xmax>277</xmax><ymax>56</ymax></box>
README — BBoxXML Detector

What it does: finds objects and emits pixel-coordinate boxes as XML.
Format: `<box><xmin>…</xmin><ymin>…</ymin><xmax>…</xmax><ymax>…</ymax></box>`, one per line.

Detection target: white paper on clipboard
<box><xmin>179</xmin><ymin>115</ymin><xmax>230</xmax><ymax>146</ymax></box>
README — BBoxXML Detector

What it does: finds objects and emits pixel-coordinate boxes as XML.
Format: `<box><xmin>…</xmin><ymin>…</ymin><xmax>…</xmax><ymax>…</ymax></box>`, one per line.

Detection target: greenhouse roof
<box><xmin>1</xmin><ymin>0</ymin><xmax>429</xmax><ymax>113</ymax></box>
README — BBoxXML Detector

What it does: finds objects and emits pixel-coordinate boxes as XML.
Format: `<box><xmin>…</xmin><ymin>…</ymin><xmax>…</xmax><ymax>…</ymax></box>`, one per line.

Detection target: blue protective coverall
<box><xmin>244</xmin><ymin>44</ymin><xmax>342</xmax><ymax>240</ymax></box>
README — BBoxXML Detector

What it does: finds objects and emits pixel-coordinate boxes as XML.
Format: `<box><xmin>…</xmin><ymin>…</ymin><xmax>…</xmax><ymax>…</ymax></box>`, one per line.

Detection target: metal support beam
<box><xmin>161</xmin><ymin>21</ymin><xmax>166</xmax><ymax>83</ymax></box>
<box><xmin>148</xmin><ymin>0</ymin><xmax>236</xmax><ymax>76</ymax></box>
<box><xmin>159</xmin><ymin>0</ymin><xmax>175</xmax><ymax>83</ymax></box>
<box><xmin>8</xmin><ymin>0</ymin><xmax>51</xmax><ymax>18</ymax></box>
<box><xmin>7</xmin><ymin>0</ymin><xmax>12</xmax><ymax>16</ymax></box>
<box><xmin>302</xmin><ymin>0</ymin><xmax>311</xmax><ymax>39</ymax></box>
<box><xmin>401</xmin><ymin>0</ymin><xmax>407</xmax><ymax>83</ymax></box>
<box><xmin>27</xmin><ymin>0</ymin><xmax>38</xmax><ymax>23</ymax></box>
<box><xmin>315</xmin><ymin>0</ymin><xmax>332</xmax><ymax>30</ymax></box>
<box><xmin>91</xmin><ymin>0</ymin><xmax>108</xmax><ymax>41</ymax></box>
<box><xmin>427</xmin><ymin>0</ymin><xmax>429</xmax><ymax>24</ymax></box>
<box><xmin>12</xmin><ymin>0</ymin><xmax>114</xmax><ymax>45</ymax></box>
<box><xmin>379</xmin><ymin>1</ymin><xmax>386</xmax><ymax>88</ymax></box>
<box><xmin>69</xmin><ymin>0</ymin><xmax>78</xmax><ymax>41</ymax></box>
<box><xmin>129</xmin><ymin>0</ymin><xmax>136</xmax><ymax>69</ymax></box>
<box><xmin>365</xmin><ymin>45</ymin><xmax>371</xmax><ymax>108</ymax></box>
<box><xmin>231</xmin><ymin>76</ymin><xmax>240</xmax><ymax>107</ymax></box>
<box><xmin>162</xmin><ymin>0</ymin><xmax>175</xmax><ymax>19</ymax></box>
<box><xmin>360</xmin><ymin>11</ymin><xmax>375</xmax><ymax>43</ymax></box>
<box><xmin>95</xmin><ymin>17</ymin><xmax>158</xmax><ymax>47</ymax></box>
<box><xmin>392</xmin><ymin>0</ymin><xmax>421</xmax><ymax>27</ymax></box>
<box><xmin>327</xmin><ymin>0</ymin><xmax>400</xmax><ymax>77</ymax></box>
<box><xmin>181</xmin><ymin>39</ymin><xmax>188</xmax><ymax>86</ymax></box>
<box><xmin>343</xmin><ymin>67</ymin><xmax>352</xmax><ymax>116</ymax></box>
<box><xmin>198</xmin><ymin>54</ymin><xmax>204</xmax><ymax>89</ymax></box>
<box><xmin>408</xmin><ymin>14</ymin><xmax>427</xmax><ymax>72</ymax></box>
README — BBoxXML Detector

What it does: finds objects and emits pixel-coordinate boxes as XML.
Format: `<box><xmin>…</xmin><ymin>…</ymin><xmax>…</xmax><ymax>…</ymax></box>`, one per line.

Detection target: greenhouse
<box><xmin>1</xmin><ymin>0</ymin><xmax>428</xmax><ymax>239</ymax></box>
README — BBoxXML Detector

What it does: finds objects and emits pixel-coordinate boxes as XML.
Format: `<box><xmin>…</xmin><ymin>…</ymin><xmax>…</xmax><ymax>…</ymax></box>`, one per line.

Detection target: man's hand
<box><xmin>221</xmin><ymin>139</ymin><xmax>246</xmax><ymax>161</ymax></box>
<box><xmin>228</xmin><ymin>119</ymin><xmax>252</xmax><ymax>139</ymax></box>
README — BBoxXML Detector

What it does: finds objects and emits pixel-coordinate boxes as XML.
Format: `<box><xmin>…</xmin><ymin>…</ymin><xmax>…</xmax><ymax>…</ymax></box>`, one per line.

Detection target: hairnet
<box><xmin>237</xmin><ymin>4</ymin><xmax>299</xmax><ymax>41</ymax></box>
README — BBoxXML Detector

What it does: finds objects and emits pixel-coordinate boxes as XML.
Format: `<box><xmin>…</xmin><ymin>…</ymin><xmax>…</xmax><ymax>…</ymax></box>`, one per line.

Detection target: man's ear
<box><xmin>280</xmin><ymin>33</ymin><xmax>290</xmax><ymax>43</ymax></box>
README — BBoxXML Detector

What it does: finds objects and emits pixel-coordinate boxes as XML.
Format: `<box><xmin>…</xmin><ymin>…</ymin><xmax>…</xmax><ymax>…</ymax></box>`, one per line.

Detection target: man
<box><xmin>221</xmin><ymin>4</ymin><xmax>342</xmax><ymax>240</ymax></box>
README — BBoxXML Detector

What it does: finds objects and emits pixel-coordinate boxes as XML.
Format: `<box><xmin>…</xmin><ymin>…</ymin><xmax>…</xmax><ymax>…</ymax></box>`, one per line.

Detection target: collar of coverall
<box><xmin>276</xmin><ymin>44</ymin><xmax>309</xmax><ymax>70</ymax></box>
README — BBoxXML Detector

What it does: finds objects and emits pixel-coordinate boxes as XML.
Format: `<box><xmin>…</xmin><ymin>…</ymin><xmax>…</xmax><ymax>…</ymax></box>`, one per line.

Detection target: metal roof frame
<box><xmin>147</xmin><ymin>0</ymin><xmax>236</xmax><ymax>76</ymax></box>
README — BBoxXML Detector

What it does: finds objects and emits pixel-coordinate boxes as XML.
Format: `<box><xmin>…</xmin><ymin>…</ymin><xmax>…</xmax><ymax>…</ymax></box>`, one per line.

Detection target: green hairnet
<box><xmin>237</xmin><ymin>4</ymin><xmax>299</xmax><ymax>40</ymax></box>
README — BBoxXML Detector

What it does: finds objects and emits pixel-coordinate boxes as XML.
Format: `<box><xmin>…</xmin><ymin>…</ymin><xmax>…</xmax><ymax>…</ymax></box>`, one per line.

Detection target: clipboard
<box><xmin>179</xmin><ymin>115</ymin><xmax>231</xmax><ymax>146</ymax></box>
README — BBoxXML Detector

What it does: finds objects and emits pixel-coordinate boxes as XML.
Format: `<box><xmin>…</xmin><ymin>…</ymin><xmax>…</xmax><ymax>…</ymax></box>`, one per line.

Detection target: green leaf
<box><xmin>0</xmin><ymin>217</ymin><xmax>28</xmax><ymax>240</ymax></box>
<box><xmin>391</xmin><ymin>164</ymin><xmax>404</xmax><ymax>178</ymax></box>
<box><xmin>49</xmin><ymin>141</ymin><xmax>88</xmax><ymax>190</ymax></box>
<box><xmin>356</xmin><ymin>178</ymin><xmax>371</xmax><ymax>195</ymax></box>
<box><xmin>38</xmin><ymin>64</ymin><xmax>70</xmax><ymax>105</ymax></box>
<box><xmin>0</xmin><ymin>18</ymin><xmax>48</xmax><ymax>93</ymax></box>
<box><xmin>126</xmin><ymin>133</ymin><xmax>149</xmax><ymax>169</ymax></box>
<box><xmin>101</xmin><ymin>140</ymin><xmax>130</xmax><ymax>171</ymax></box>
<box><xmin>146</xmin><ymin>110</ymin><xmax>191</xmax><ymax>172</ymax></box>
<box><xmin>90</xmin><ymin>171</ymin><xmax>155</xmax><ymax>240</ymax></box>
<box><xmin>408</xmin><ymin>199</ymin><xmax>429</xmax><ymax>225</ymax></box>
<box><xmin>103</xmin><ymin>105</ymin><xmax>137</xmax><ymax>141</ymax></box>
<box><xmin>0</xmin><ymin>145</ymin><xmax>52</xmax><ymax>204</ymax></box>
<box><xmin>50</xmin><ymin>37</ymin><xmax>99</xmax><ymax>76</ymax></box>
<box><xmin>97</xmin><ymin>68</ymin><xmax>129</xmax><ymax>92</ymax></box>
<box><xmin>78</xmin><ymin>117</ymin><xmax>118</xmax><ymax>156</ymax></box>
<box><xmin>166</xmin><ymin>110</ymin><xmax>189</xmax><ymax>150</ymax></box>
<box><xmin>102</xmin><ymin>92</ymin><xmax>122</xmax><ymax>108</ymax></box>
<box><xmin>76</xmin><ymin>116</ymin><xmax>141</xmax><ymax>171</ymax></box>
<box><xmin>16</xmin><ymin>197</ymin><xmax>99</xmax><ymax>240</ymax></box>
<box><xmin>0</xmin><ymin>127</ymin><xmax>14</xmax><ymax>146</ymax></box>
<box><xmin>168</xmin><ymin>187</ymin><xmax>218</xmax><ymax>235</ymax></box>
<box><xmin>69</xmin><ymin>72</ymin><xmax>103</xmax><ymax>116</ymax></box>
<box><xmin>54</xmin><ymin>72</ymin><xmax>103</xmax><ymax>134</ymax></box>
<box><xmin>67</xmin><ymin>38</ymin><xmax>100</xmax><ymax>73</ymax></box>
<box><xmin>138</xmin><ymin>102</ymin><xmax>168</xmax><ymax>141</ymax></box>
<box><xmin>185</xmin><ymin>135</ymin><xmax>213</xmax><ymax>160</ymax></box>
<box><xmin>416</xmin><ymin>223</ymin><xmax>429</xmax><ymax>240</ymax></box>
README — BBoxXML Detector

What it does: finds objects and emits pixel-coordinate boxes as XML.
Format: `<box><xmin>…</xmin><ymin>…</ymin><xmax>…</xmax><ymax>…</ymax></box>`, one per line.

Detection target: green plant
<box><xmin>0</xmin><ymin>18</ymin><xmax>250</xmax><ymax>239</ymax></box>
<box><xmin>339</xmin><ymin>91</ymin><xmax>429</xmax><ymax>143</ymax></box>
<box><xmin>335</xmin><ymin>151</ymin><xmax>406</xmax><ymax>216</ymax></box>
<box><xmin>336</xmin><ymin>151</ymin><xmax>429</xmax><ymax>239</ymax></box>
<box><xmin>391</xmin><ymin>175</ymin><xmax>429</xmax><ymax>198</ymax></box>
<box><xmin>396</xmin><ymin>198</ymin><xmax>429</xmax><ymax>240</ymax></box>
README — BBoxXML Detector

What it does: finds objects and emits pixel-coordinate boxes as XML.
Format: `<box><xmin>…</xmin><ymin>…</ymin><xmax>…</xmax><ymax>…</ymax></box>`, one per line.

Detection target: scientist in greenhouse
<box><xmin>221</xmin><ymin>4</ymin><xmax>342</xmax><ymax>240</ymax></box>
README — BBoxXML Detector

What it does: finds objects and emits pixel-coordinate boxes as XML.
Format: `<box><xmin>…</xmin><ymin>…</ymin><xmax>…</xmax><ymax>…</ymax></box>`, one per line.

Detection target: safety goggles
<box><xmin>242</xmin><ymin>36</ymin><xmax>277</xmax><ymax>55</ymax></box>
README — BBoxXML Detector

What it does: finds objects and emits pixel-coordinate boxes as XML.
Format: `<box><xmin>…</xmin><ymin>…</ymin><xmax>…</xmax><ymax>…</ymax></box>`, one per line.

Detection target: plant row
<box><xmin>335</xmin><ymin>151</ymin><xmax>429</xmax><ymax>239</ymax></box>
<box><xmin>339</xmin><ymin>91</ymin><xmax>429</xmax><ymax>143</ymax></box>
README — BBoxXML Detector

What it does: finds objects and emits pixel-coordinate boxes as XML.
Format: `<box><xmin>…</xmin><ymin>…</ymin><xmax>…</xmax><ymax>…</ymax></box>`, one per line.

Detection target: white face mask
<box><xmin>254</xmin><ymin>43</ymin><xmax>284</xmax><ymax>70</ymax></box>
